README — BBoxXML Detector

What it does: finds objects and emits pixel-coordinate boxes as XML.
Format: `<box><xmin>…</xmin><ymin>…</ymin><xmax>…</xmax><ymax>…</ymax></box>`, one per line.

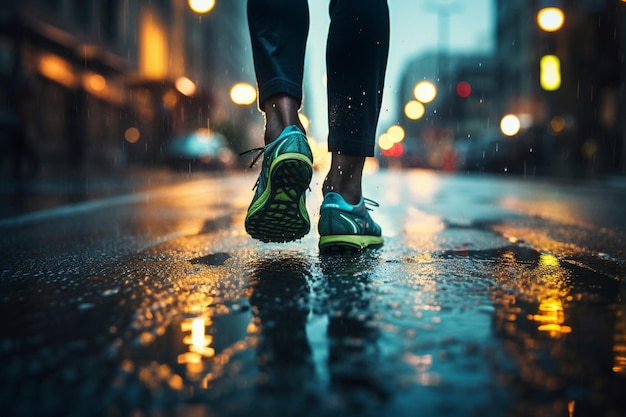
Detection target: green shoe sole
<box><xmin>245</xmin><ymin>153</ymin><xmax>313</xmax><ymax>242</ymax></box>
<box><xmin>318</xmin><ymin>234</ymin><xmax>384</xmax><ymax>252</ymax></box>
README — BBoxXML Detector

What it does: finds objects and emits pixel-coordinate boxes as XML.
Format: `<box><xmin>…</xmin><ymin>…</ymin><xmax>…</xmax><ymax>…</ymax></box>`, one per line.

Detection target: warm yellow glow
<box><xmin>549</xmin><ymin>116</ymin><xmax>566</xmax><ymax>134</ymax></box>
<box><xmin>175</xmin><ymin>76</ymin><xmax>196</xmax><ymax>96</ymax></box>
<box><xmin>405</xmin><ymin>100</ymin><xmax>425</xmax><ymax>120</ymax></box>
<box><xmin>539</xmin><ymin>253</ymin><xmax>559</xmax><ymax>267</ymax></box>
<box><xmin>124</xmin><ymin>127</ymin><xmax>141</xmax><ymax>143</ymax></box>
<box><xmin>37</xmin><ymin>53</ymin><xmax>77</xmax><ymax>88</ymax></box>
<box><xmin>140</xmin><ymin>11</ymin><xmax>167</xmax><ymax>79</ymax></box>
<box><xmin>190</xmin><ymin>318</ymin><xmax>206</xmax><ymax>351</ymax></box>
<box><xmin>298</xmin><ymin>113</ymin><xmax>310</xmax><ymax>131</ymax></box>
<box><xmin>189</xmin><ymin>0</ymin><xmax>215</xmax><ymax>14</ymax></box>
<box><xmin>181</xmin><ymin>316</ymin><xmax>214</xmax><ymax>358</ymax></box>
<box><xmin>378</xmin><ymin>133</ymin><xmax>394</xmax><ymax>151</ymax></box>
<box><xmin>84</xmin><ymin>73</ymin><xmax>106</xmax><ymax>91</ymax></box>
<box><xmin>500</xmin><ymin>114</ymin><xmax>521</xmax><ymax>136</ymax></box>
<box><xmin>162</xmin><ymin>90</ymin><xmax>178</xmax><ymax>109</ymax></box>
<box><xmin>531</xmin><ymin>298</ymin><xmax>572</xmax><ymax>336</ymax></box>
<box><xmin>230</xmin><ymin>82</ymin><xmax>257</xmax><ymax>105</ymax></box>
<box><xmin>537</xmin><ymin>7</ymin><xmax>564</xmax><ymax>32</ymax></box>
<box><xmin>414</xmin><ymin>81</ymin><xmax>437</xmax><ymax>103</ymax></box>
<box><xmin>540</xmin><ymin>55</ymin><xmax>561</xmax><ymax>91</ymax></box>
<box><xmin>387</xmin><ymin>125</ymin><xmax>405</xmax><ymax>143</ymax></box>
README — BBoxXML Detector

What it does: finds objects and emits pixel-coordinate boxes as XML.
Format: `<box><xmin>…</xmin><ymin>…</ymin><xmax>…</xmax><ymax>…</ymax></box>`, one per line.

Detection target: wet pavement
<box><xmin>1</xmin><ymin>169</ymin><xmax>625</xmax><ymax>417</ymax></box>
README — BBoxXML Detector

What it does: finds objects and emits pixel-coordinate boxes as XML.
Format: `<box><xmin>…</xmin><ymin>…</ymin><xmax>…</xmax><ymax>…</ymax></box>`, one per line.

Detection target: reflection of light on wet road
<box><xmin>530</xmin><ymin>298</ymin><xmax>572</xmax><ymax>336</ymax></box>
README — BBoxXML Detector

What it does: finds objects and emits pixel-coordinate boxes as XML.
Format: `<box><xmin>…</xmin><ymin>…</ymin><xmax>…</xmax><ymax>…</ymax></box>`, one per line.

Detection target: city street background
<box><xmin>1</xmin><ymin>0</ymin><xmax>626</xmax><ymax>416</ymax></box>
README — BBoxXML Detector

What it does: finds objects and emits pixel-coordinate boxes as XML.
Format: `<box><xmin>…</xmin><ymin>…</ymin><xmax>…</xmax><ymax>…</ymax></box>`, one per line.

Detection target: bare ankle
<box><xmin>262</xmin><ymin>94</ymin><xmax>304</xmax><ymax>144</ymax></box>
<box><xmin>323</xmin><ymin>154</ymin><xmax>366</xmax><ymax>205</ymax></box>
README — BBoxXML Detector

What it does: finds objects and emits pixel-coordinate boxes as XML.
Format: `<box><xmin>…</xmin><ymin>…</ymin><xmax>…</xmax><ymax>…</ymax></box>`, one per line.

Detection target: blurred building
<box><xmin>0</xmin><ymin>0</ymin><xmax>257</xmax><ymax>176</ymax></box>
<box><xmin>394</xmin><ymin>0</ymin><xmax>625</xmax><ymax>177</ymax></box>
<box><xmin>394</xmin><ymin>52</ymin><xmax>495</xmax><ymax>171</ymax></box>
<box><xmin>494</xmin><ymin>0</ymin><xmax>624</xmax><ymax>177</ymax></box>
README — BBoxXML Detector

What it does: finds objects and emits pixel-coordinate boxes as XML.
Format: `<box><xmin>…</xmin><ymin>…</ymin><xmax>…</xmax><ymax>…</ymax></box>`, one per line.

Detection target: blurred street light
<box><xmin>414</xmin><ymin>81</ymin><xmax>437</xmax><ymax>103</ymax></box>
<box><xmin>404</xmin><ymin>100</ymin><xmax>425</xmax><ymax>120</ymax></box>
<box><xmin>230</xmin><ymin>82</ymin><xmax>257</xmax><ymax>105</ymax></box>
<box><xmin>500</xmin><ymin>114</ymin><xmax>521</xmax><ymax>136</ymax></box>
<box><xmin>387</xmin><ymin>125</ymin><xmax>405</xmax><ymax>143</ymax></box>
<box><xmin>189</xmin><ymin>0</ymin><xmax>215</xmax><ymax>14</ymax></box>
<box><xmin>175</xmin><ymin>76</ymin><xmax>197</xmax><ymax>96</ymax></box>
<box><xmin>537</xmin><ymin>7</ymin><xmax>564</xmax><ymax>32</ymax></box>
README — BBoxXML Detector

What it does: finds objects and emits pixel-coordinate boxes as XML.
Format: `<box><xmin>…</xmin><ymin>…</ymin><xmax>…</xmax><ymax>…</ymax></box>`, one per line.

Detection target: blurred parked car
<box><xmin>458</xmin><ymin>128</ymin><xmax>542</xmax><ymax>174</ymax></box>
<box><xmin>164</xmin><ymin>128</ymin><xmax>235</xmax><ymax>171</ymax></box>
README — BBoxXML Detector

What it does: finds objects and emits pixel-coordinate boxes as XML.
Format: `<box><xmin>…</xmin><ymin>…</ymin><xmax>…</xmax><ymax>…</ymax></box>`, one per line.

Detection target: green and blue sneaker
<box><xmin>244</xmin><ymin>125</ymin><xmax>313</xmax><ymax>243</ymax></box>
<box><xmin>318</xmin><ymin>192</ymin><xmax>384</xmax><ymax>251</ymax></box>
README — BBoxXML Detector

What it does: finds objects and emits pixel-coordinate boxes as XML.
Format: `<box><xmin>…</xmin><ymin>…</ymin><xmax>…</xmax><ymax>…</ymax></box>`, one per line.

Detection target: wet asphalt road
<box><xmin>1</xmin><ymin>169</ymin><xmax>625</xmax><ymax>417</ymax></box>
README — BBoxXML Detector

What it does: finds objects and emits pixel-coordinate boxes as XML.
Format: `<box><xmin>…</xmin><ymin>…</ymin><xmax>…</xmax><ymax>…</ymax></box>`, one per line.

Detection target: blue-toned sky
<box><xmin>303</xmin><ymin>0</ymin><xmax>494</xmax><ymax>140</ymax></box>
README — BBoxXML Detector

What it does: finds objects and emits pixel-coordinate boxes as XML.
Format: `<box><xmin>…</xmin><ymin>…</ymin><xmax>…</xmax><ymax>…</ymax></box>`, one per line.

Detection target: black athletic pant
<box><xmin>247</xmin><ymin>0</ymin><xmax>390</xmax><ymax>157</ymax></box>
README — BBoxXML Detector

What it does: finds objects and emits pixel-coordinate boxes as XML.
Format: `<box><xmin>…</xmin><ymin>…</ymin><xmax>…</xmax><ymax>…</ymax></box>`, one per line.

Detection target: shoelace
<box><xmin>363</xmin><ymin>197</ymin><xmax>380</xmax><ymax>211</ymax></box>
<box><xmin>239</xmin><ymin>147</ymin><xmax>266</xmax><ymax>169</ymax></box>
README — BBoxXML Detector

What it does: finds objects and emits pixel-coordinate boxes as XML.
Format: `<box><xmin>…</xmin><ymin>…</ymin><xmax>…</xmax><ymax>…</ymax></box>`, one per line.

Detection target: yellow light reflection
<box><xmin>539</xmin><ymin>253</ymin><xmax>559</xmax><ymax>268</ymax></box>
<box><xmin>189</xmin><ymin>0</ymin><xmax>215</xmax><ymax>14</ymax></box>
<box><xmin>530</xmin><ymin>298</ymin><xmax>572</xmax><ymax>337</ymax></box>
<box><xmin>413</xmin><ymin>81</ymin><xmax>437</xmax><ymax>103</ymax></box>
<box><xmin>178</xmin><ymin>316</ymin><xmax>215</xmax><ymax>374</ymax></box>
<box><xmin>537</xmin><ymin>7</ymin><xmax>564</xmax><ymax>32</ymax></box>
<box><xmin>230</xmin><ymin>82</ymin><xmax>257</xmax><ymax>105</ymax></box>
<box><xmin>405</xmin><ymin>100</ymin><xmax>425</xmax><ymax>120</ymax></box>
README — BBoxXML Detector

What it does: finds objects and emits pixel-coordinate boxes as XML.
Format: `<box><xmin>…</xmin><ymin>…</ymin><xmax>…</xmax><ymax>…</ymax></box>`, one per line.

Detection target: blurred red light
<box><xmin>456</xmin><ymin>81</ymin><xmax>472</xmax><ymax>98</ymax></box>
<box><xmin>381</xmin><ymin>142</ymin><xmax>404</xmax><ymax>157</ymax></box>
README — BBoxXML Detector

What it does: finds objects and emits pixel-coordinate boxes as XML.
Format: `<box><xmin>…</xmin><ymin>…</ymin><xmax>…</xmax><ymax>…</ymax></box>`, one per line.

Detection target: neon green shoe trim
<box><xmin>245</xmin><ymin>153</ymin><xmax>313</xmax><ymax>242</ymax></box>
<box><xmin>318</xmin><ymin>234</ymin><xmax>384</xmax><ymax>251</ymax></box>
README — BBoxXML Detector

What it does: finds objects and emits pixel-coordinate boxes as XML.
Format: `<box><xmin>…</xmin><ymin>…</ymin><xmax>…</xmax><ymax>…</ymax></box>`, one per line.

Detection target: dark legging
<box><xmin>247</xmin><ymin>0</ymin><xmax>390</xmax><ymax>157</ymax></box>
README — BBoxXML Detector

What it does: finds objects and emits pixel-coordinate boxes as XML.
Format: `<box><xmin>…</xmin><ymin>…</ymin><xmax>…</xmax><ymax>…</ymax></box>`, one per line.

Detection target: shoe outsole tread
<box><xmin>245</xmin><ymin>154</ymin><xmax>313</xmax><ymax>243</ymax></box>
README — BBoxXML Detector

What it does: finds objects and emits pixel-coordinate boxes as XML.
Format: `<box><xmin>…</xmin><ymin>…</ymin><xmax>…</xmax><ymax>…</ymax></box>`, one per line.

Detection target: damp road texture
<box><xmin>1</xmin><ymin>170</ymin><xmax>625</xmax><ymax>417</ymax></box>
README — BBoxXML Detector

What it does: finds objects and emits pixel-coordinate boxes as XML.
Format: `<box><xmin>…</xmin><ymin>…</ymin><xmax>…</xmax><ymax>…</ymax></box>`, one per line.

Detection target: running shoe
<box><xmin>244</xmin><ymin>125</ymin><xmax>313</xmax><ymax>242</ymax></box>
<box><xmin>318</xmin><ymin>192</ymin><xmax>384</xmax><ymax>251</ymax></box>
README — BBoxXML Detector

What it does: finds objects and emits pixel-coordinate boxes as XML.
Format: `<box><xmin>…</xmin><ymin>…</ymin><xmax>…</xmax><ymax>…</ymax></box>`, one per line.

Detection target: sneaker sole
<box><xmin>318</xmin><ymin>234</ymin><xmax>384</xmax><ymax>252</ymax></box>
<box><xmin>245</xmin><ymin>153</ymin><xmax>313</xmax><ymax>242</ymax></box>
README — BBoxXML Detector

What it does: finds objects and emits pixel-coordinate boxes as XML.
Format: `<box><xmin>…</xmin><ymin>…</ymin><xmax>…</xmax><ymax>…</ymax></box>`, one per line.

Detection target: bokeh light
<box><xmin>175</xmin><ymin>76</ymin><xmax>196</xmax><ymax>96</ymax></box>
<box><xmin>404</xmin><ymin>100</ymin><xmax>425</xmax><ymax>120</ymax></box>
<box><xmin>500</xmin><ymin>114</ymin><xmax>521</xmax><ymax>136</ymax></box>
<box><xmin>387</xmin><ymin>125</ymin><xmax>405</xmax><ymax>143</ymax></box>
<box><xmin>230</xmin><ymin>82</ymin><xmax>257</xmax><ymax>105</ymax></box>
<box><xmin>189</xmin><ymin>0</ymin><xmax>215</xmax><ymax>14</ymax></box>
<box><xmin>413</xmin><ymin>81</ymin><xmax>437</xmax><ymax>103</ymax></box>
<box><xmin>537</xmin><ymin>7</ymin><xmax>564</xmax><ymax>32</ymax></box>
<box><xmin>124</xmin><ymin>127</ymin><xmax>141</xmax><ymax>143</ymax></box>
